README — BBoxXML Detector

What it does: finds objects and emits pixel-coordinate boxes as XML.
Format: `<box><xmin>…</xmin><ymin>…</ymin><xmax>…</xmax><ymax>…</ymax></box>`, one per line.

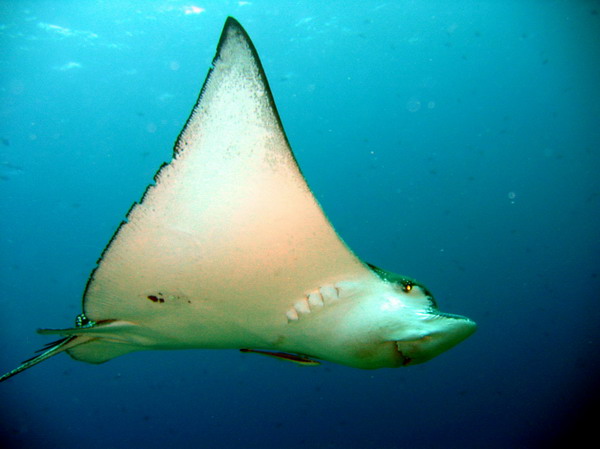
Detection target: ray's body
<box><xmin>0</xmin><ymin>18</ymin><xmax>475</xmax><ymax>383</ymax></box>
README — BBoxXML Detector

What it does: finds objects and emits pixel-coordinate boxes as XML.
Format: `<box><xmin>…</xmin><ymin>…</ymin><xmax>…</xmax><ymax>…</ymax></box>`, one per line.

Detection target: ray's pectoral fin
<box><xmin>240</xmin><ymin>349</ymin><xmax>321</xmax><ymax>366</ymax></box>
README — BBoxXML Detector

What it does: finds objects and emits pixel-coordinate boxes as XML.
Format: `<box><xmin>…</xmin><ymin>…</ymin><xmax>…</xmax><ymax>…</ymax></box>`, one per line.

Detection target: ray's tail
<box><xmin>0</xmin><ymin>335</ymin><xmax>94</xmax><ymax>383</ymax></box>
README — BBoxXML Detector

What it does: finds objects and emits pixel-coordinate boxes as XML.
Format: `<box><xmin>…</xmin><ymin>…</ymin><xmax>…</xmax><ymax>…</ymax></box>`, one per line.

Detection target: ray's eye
<box><xmin>401</xmin><ymin>282</ymin><xmax>413</xmax><ymax>293</ymax></box>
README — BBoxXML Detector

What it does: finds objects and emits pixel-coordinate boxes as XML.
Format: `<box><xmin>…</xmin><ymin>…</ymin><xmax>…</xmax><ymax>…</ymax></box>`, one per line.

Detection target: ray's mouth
<box><xmin>394</xmin><ymin>334</ymin><xmax>434</xmax><ymax>366</ymax></box>
<box><xmin>397</xmin><ymin>350</ymin><xmax>413</xmax><ymax>366</ymax></box>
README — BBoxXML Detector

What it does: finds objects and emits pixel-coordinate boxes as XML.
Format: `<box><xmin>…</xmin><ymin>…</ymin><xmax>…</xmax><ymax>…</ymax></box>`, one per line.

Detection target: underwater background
<box><xmin>1</xmin><ymin>1</ymin><xmax>599</xmax><ymax>448</ymax></box>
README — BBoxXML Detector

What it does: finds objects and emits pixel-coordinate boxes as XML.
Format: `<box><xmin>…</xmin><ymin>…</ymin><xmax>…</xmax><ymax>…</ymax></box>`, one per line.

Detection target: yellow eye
<box><xmin>403</xmin><ymin>283</ymin><xmax>412</xmax><ymax>293</ymax></box>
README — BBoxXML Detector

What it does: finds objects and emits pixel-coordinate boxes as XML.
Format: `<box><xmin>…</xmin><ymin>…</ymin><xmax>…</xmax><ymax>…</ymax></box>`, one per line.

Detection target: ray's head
<box><xmin>347</xmin><ymin>265</ymin><xmax>477</xmax><ymax>368</ymax></box>
<box><xmin>383</xmin><ymin>277</ymin><xmax>476</xmax><ymax>366</ymax></box>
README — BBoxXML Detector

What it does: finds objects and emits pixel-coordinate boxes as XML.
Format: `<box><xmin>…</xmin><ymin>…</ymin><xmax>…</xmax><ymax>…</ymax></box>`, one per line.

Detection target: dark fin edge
<box><xmin>173</xmin><ymin>16</ymin><xmax>292</xmax><ymax>158</ymax></box>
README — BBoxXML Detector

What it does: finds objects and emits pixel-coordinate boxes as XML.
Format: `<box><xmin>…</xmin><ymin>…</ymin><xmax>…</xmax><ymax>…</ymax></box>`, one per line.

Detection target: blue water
<box><xmin>1</xmin><ymin>1</ymin><xmax>599</xmax><ymax>448</ymax></box>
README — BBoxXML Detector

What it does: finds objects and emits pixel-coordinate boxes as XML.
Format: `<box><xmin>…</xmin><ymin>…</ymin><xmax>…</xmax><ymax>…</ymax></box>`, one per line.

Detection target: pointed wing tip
<box><xmin>224</xmin><ymin>16</ymin><xmax>242</xmax><ymax>28</ymax></box>
<box><xmin>219</xmin><ymin>16</ymin><xmax>252</xmax><ymax>52</ymax></box>
<box><xmin>221</xmin><ymin>16</ymin><xmax>245</xmax><ymax>38</ymax></box>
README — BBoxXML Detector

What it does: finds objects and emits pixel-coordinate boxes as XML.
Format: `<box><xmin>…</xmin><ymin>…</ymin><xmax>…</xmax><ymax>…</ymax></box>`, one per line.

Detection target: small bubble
<box><xmin>406</xmin><ymin>97</ymin><xmax>421</xmax><ymax>112</ymax></box>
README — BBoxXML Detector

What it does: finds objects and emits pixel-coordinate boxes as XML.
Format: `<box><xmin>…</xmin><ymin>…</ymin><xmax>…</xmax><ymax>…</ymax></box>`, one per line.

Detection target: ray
<box><xmin>1</xmin><ymin>17</ymin><xmax>475</xmax><ymax>383</ymax></box>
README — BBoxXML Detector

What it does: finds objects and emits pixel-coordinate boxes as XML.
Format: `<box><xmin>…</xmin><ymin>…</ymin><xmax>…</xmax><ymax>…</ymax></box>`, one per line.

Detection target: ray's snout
<box><xmin>395</xmin><ymin>315</ymin><xmax>477</xmax><ymax>366</ymax></box>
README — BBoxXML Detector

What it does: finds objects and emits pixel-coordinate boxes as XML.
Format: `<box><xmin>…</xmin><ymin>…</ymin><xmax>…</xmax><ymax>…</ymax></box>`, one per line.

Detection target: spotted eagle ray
<box><xmin>0</xmin><ymin>17</ymin><xmax>476</xmax><ymax>382</ymax></box>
